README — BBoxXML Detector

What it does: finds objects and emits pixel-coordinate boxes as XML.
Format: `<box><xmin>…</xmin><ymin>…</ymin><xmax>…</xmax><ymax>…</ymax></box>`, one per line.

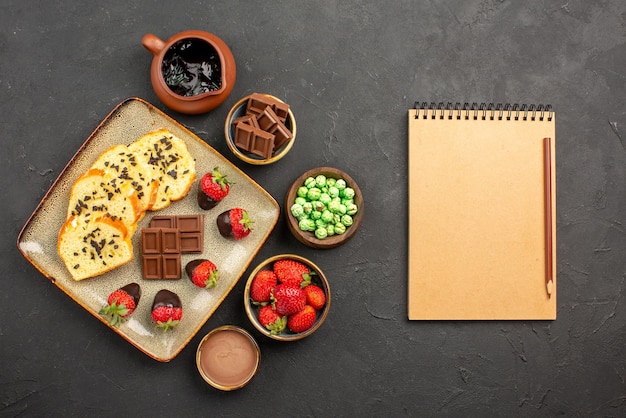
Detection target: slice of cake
<box><xmin>66</xmin><ymin>169</ymin><xmax>142</xmax><ymax>236</ymax></box>
<box><xmin>90</xmin><ymin>144</ymin><xmax>159</xmax><ymax>213</ymax></box>
<box><xmin>58</xmin><ymin>214</ymin><xmax>133</xmax><ymax>281</ymax></box>
<box><xmin>128</xmin><ymin>129</ymin><xmax>196</xmax><ymax>211</ymax></box>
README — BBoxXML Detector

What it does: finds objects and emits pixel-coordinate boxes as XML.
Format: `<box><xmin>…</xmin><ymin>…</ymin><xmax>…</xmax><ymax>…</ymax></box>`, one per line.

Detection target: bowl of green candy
<box><xmin>285</xmin><ymin>167</ymin><xmax>363</xmax><ymax>249</ymax></box>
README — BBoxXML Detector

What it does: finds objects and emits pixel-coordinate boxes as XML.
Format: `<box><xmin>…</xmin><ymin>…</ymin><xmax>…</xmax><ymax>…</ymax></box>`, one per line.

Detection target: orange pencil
<box><xmin>544</xmin><ymin>137</ymin><xmax>553</xmax><ymax>298</ymax></box>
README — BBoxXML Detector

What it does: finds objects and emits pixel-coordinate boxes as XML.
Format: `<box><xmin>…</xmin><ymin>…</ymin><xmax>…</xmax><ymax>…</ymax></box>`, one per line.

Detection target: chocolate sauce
<box><xmin>216</xmin><ymin>211</ymin><xmax>233</xmax><ymax>238</ymax></box>
<box><xmin>152</xmin><ymin>289</ymin><xmax>181</xmax><ymax>310</ymax></box>
<box><xmin>197</xmin><ymin>187</ymin><xmax>218</xmax><ymax>210</ymax></box>
<box><xmin>185</xmin><ymin>259</ymin><xmax>207</xmax><ymax>279</ymax></box>
<box><xmin>161</xmin><ymin>38</ymin><xmax>222</xmax><ymax>97</ymax></box>
<box><xmin>198</xmin><ymin>328</ymin><xmax>259</xmax><ymax>389</ymax></box>
<box><xmin>121</xmin><ymin>282</ymin><xmax>141</xmax><ymax>305</ymax></box>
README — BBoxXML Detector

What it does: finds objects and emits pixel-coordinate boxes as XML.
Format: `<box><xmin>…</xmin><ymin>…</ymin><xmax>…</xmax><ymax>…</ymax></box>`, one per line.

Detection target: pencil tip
<box><xmin>546</xmin><ymin>279</ymin><xmax>553</xmax><ymax>298</ymax></box>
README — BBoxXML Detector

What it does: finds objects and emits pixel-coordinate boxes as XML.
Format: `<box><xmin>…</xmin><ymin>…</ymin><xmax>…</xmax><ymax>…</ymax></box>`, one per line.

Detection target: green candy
<box><xmin>341</xmin><ymin>214</ymin><xmax>353</xmax><ymax>226</ymax></box>
<box><xmin>315</xmin><ymin>227</ymin><xmax>328</xmax><ymax>239</ymax></box>
<box><xmin>304</xmin><ymin>176</ymin><xmax>316</xmax><ymax>188</ymax></box>
<box><xmin>297</xmin><ymin>186</ymin><xmax>309</xmax><ymax>198</ymax></box>
<box><xmin>346</xmin><ymin>203</ymin><xmax>358</xmax><ymax>216</ymax></box>
<box><xmin>326</xmin><ymin>224</ymin><xmax>335</xmax><ymax>236</ymax></box>
<box><xmin>306</xmin><ymin>187</ymin><xmax>321</xmax><ymax>201</ymax></box>
<box><xmin>290</xmin><ymin>203</ymin><xmax>304</xmax><ymax>218</ymax></box>
<box><xmin>334</xmin><ymin>222</ymin><xmax>346</xmax><ymax>234</ymax></box>
<box><xmin>302</xmin><ymin>202</ymin><xmax>313</xmax><ymax>214</ymax></box>
<box><xmin>315</xmin><ymin>219</ymin><xmax>327</xmax><ymax>229</ymax></box>
<box><xmin>310</xmin><ymin>210</ymin><xmax>322</xmax><ymax>220</ymax></box>
<box><xmin>328</xmin><ymin>199</ymin><xmax>341</xmax><ymax>214</ymax></box>
<box><xmin>319</xmin><ymin>193</ymin><xmax>332</xmax><ymax>206</ymax></box>
<box><xmin>326</xmin><ymin>178</ymin><xmax>336</xmax><ymax>188</ymax></box>
<box><xmin>313</xmin><ymin>201</ymin><xmax>325</xmax><ymax>212</ymax></box>
<box><xmin>321</xmin><ymin>209</ymin><xmax>334</xmax><ymax>223</ymax></box>
<box><xmin>315</xmin><ymin>175</ymin><xmax>327</xmax><ymax>187</ymax></box>
<box><xmin>335</xmin><ymin>179</ymin><xmax>346</xmax><ymax>190</ymax></box>
<box><xmin>328</xmin><ymin>186</ymin><xmax>339</xmax><ymax>198</ymax></box>
<box><xmin>341</xmin><ymin>187</ymin><xmax>355</xmax><ymax>200</ymax></box>
<box><xmin>299</xmin><ymin>218</ymin><xmax>316</xmax><ymax>232</ymax></box>
<box><xmin>295</xmin><ymin>197</ymin><xmax>307</xmax><ymax>206</ymax></box>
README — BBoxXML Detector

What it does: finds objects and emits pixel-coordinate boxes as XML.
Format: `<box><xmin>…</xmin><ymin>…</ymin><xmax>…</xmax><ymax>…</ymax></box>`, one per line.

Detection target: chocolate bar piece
<box><xmin>271</xmin><ymin>120</ymin><xmax>293</xmax><ymax>152</ymax></box>
<box><xmin>142</xmin><ymin>229</ymin><xmax>161</xmax><ymax>254</ymax></box>
<box><xmin>142</xmin><ymin>255</ymin><xmax>162</xmax><ymax>279</ymax></box>
<box><xmin>149</xmin><ymin>215</ymin><xmax>204</xmax><ymax>253</ymax></box>
<box><xmin>141</xmin><ymin>228</ymin><xmax>181</xmax><ymax>279</ymax></box>
<box><xmin>141</xmin><ymin>215</ymin><xmax>205</xmax><ymax>279</ymax></box>
<box><xmin>231</xmin><ymin>114</ymin><xmax>259</xmax><ymax>129</ymax></box>
<box><xmin>234</xmin><ymin>121</ymin><xmax>253</xmax><ymax>151</ymax></box>
<box><xmin>234</xmin><ymin>122</ymin><xmax>276</xmax><ymax>159</ymax></box>
<box><xmin>161</xmin><ymin>255</ymin><xmax>182</xmax><ymax>280</ymax></box>
<box><xmin>177</xmin><ymin>215</ymin><xmax>204</xmax><ymax>253</ymax></box>
<box><xmin>246</xmin><ymin>93</ymin><xmax>290</xmax><ymax>123</ymax></box>
<box><xmin>177</xmin><ymin>215</ymin><xmax>203</xmax><ymax>233</ymax></box>
<box><xmin>141</xmin><ymin>253</ymin><xmax>182</xmax><ymax>280</ymax></box>
<box><xmin>256</xmin><ymin>106</ymin><xmax>293</xmax><ymax>152</ymax></box>
<box><xmin>256</xmin><ymin>106</ymin><xmax>281</xmax><ymax>132</ymax></box>
<box><xmin>161</xmin><ymin>229</ymin><xmax>180</xmax><ymax>253</ymax></box>
<box><xmin>246</xmin><ymin>93</ymin><xmax>276</xmax><ymax>118</ymax></box>
<box><xmin>149</xmin><ymin>216</ymin><xmax>178</xmax><ymax>229</ymax></box>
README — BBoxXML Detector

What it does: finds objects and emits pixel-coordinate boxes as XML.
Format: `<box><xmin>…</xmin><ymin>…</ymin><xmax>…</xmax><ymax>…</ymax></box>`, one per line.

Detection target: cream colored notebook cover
<box><xmin>408</xmin><ymin>103</ymin><xmax>556</xmax><ymax>320</ymax></box>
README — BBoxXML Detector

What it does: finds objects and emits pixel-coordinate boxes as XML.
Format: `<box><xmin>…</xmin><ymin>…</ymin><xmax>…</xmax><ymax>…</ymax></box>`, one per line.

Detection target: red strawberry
<box><xmin>197</xmin><ymin>167</ymin><xmax>233</xmax><ymax>210</ymax></box>
<box><xmin>151</xmin><ymin>289</ymin><xmax>182</xmax><ymax>332</ymax></box>
<box><xmin>273</xmin><ymin>259</ymin><xmax>315</xmax><ymax>288</ymax></box>
<box><xmin>272</xmin><ymin>284</ymin><xmax>306</xmax><ymax>316</ymax></box>
<box><xmin>258</xmin><ymin>305</ymin><xmax>286</xmax><ymax>335</ymax></box>
<box><xmin>186</xmin><ymin>259</ymin><xmax>219</xmax><ymax>289</ymax></box>
<box><xmin>216</xmin><ymin>208</ymin><xmax>253</xmax><ymax>240</ymax></box>
<box><xmin>287</xmin><ymin>305</ymin><xmax>317</xmax><ymax>333</ymax></box>
<box><xmin>250</xmin><ymin>269</ymin><xmax>277</xmax><ymax>305</ymax></box>
<box><xmin>99</xmin><ymin>282</ymin><xmax>141</xmax><ymax>327</ymax></box>
<box><xmin>303</xmin><ymin>284</ymin><xmax>326</xmax><ymax>310</ymax></box>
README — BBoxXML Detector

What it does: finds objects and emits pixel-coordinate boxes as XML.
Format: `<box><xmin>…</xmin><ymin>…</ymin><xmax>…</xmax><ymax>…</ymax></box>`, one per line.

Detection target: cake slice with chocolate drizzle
<box><xmin>57</xmin><ymin>213</ymin><xmax>134</xmax><ymax>281</ymax></box>
<box><xmin>90</xmin><ymin>144</ymin><xmax>159</xmax><ymax>213</ymax></box>
<box><xmin>66</xmin><ymin>169</ymin><xmax>142</xmax><ymax>236</ymax></box>
<box><xmin>128</xmin><ymin>129</ymin><xmax>196</xmax><ymax>211</ymax></box>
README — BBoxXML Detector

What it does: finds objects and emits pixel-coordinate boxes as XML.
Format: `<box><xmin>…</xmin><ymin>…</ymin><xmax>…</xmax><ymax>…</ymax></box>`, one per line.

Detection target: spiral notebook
<box><xmin>408</xmin><ymin>102</ymin><xmax>556</xmax><ymax>320</ymax></box>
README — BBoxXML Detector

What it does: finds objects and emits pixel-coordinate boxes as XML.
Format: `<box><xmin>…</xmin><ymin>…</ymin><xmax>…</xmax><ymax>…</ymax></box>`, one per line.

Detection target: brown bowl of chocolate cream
<box><xmin>142</xmin><ymin>30</ymin><xmax>236</xmax><ymax>114</ymax></box>
<box><xmin>196</xmin><ymin>325</ymin><xmax>260</xmax><ymax>391</ymax></box>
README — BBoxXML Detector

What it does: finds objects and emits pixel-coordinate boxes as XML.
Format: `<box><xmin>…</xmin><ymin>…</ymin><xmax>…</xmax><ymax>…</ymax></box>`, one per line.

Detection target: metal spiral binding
<box><xmin>414</xmin><ymin>102</ymin><xmax>553</xmax><ymax>121</ymax></box>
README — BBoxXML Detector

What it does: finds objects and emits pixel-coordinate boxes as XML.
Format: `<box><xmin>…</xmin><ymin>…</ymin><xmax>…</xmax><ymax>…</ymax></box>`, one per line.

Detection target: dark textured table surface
<box><xmin>3</xmin><ymin>1</ymin><xmax>626</xmax><ymax>416</ymax></box>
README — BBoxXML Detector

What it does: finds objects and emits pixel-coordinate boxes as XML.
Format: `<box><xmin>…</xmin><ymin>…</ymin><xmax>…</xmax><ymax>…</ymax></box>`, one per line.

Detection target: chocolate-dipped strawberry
<box><xmin>100</xmin><ymin>282</ymin><xmax>141</xmax><ymax>327</ymax></box>
<box><xmin>151</xmin><ymin>289</ymin><xmax>182</xmax><ymax>332</ymax></box>
<box><xmin>216</xmin><ymin>208</ymin><xmax>253</xmax><ymax>240</ymax></box>
<box><xmin>197</xmin><ymin>167</ymin><xmax>232</xmax><ymax>210</ymax></box>
<box><xmin>186</xmin><ymin>259</ymin><xmax>219</xmax><ymax>289</ymax></box>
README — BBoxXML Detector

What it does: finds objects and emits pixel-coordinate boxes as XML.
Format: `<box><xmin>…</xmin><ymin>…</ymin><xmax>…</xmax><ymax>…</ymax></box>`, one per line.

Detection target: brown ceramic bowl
<box><xmin>285</xmin><ymin>167</ymin><xmax>363</xmax><ymax>249</ymax></box>
<box><xmin>196</xmin><ymin>325</ymin><xmax>260</xmax><ymax>391</ymax></box>
<box><xmin>224</xmin><ymin>94</ymin><xmax>296</xmax><ymax>165</ymax></box>
<box><xmin>142</xmin><ymin>30</ymin><xmax>236</xmax><ymax>115</ymax></box>
<box><xmin>244</xmin><ymin>254</ymin><xmax>330</xmax><ymax>341</ymax></box>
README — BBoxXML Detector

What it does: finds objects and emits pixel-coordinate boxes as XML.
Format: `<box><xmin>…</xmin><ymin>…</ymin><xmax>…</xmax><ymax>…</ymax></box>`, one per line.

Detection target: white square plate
<box><xmin>17</xmin><ymin>98</ymin><xmax>280</xmax><ymax>361</ymax></box>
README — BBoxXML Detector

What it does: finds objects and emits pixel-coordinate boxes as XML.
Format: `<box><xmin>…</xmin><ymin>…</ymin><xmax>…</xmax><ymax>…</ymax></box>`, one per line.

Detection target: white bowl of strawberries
<box><xmin>244</xmin><ymin>254</ymin><xmax>330</xmax><ymax>341</ymax></box>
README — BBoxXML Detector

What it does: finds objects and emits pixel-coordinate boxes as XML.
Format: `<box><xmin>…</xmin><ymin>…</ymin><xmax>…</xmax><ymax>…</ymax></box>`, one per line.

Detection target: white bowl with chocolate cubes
<box><xmin>224</xmin><ymin>93</ymin><xmax>296</xmax><ymax>165</ymax></box>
